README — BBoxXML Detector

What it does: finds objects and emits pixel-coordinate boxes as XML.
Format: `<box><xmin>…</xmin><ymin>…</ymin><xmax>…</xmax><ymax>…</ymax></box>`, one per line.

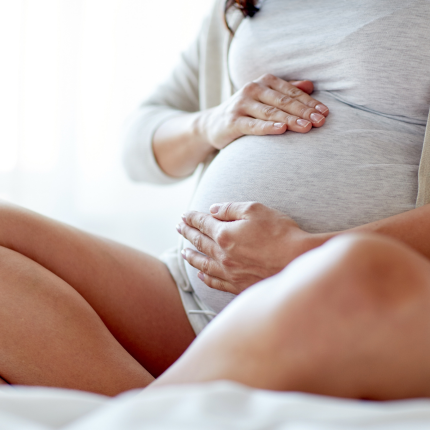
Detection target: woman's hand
<box><xmin>152</xmin><ymin>75</ymin><xmax>329</xmax><ymax>178</ymax></box>
<box><xmin>197</xmin><ymin>74</ymin><xmax>329</xmax><ymax>150</ymax></box>
<box><xmin>177</xmin><ymin>202</ymin><xmax>320</xmax><ymax>295</ymax></box>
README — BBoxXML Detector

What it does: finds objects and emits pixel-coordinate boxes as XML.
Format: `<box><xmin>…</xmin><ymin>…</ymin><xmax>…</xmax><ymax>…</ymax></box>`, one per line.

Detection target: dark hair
<box><xmin>224</xmin><ymin>0</ymin><xmax>259</xmax><ymax>33</ymax></box>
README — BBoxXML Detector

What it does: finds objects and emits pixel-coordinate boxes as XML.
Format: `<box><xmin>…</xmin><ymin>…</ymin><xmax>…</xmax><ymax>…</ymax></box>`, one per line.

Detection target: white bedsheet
<box><xmin>1</xmin><ymin>382</ymin><xmax>430</xmax><ymax>429</ymax></box>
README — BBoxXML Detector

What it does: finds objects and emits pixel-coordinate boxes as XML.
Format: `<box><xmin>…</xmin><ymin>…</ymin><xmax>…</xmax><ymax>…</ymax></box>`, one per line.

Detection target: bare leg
<box><xmin>154</xmin><ymin>234</ymin><xmax>430</xmax><ymax>400</ymax></box>
<box><xmin>0</xmin><ymin>245</ymin><xmax>155</xmax><ymax>395</ymax></box>
<box><xmin>0</xmin><ymin>202</ymin><xmax>195</xmax><ymax>392</ymax></box>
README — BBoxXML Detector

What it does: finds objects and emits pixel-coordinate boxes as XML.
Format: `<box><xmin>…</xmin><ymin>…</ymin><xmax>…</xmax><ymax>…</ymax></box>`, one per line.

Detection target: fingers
<box><xmin>181</xmin><ymin>248</ymin><xmax>225</xmax><ymax>280</ymax></box>
<box><xmin>235</xmin><ymin>117</ymin><xmax>288</xmax><ymax>136</ymax></box>
<box><xmin>257</xmin><ymin>87</ymin><xmax>326</xmax><ymax>128</ymax></box>
<box><xmin>181</xmin><ymin>211</ymin><xmax>220</xmax><ymax>239</ymax></box>
<box><xmin>289</xmin><ymin>80</ymin><xmax>314</xmax><ymax>95</ymax></box>
<box><xmin>258</xmin><ymin>74</ymin><xmax>327</xmax><ymax>111</ymax></box>
<box><xmin>178</xmin><ymin>222</ymin><xmax>218</xmax><ymax>257</ymax></box>
<box><xmin>255</xmin><ymin>74</ymin><xmax>329</xmax><ymax>120</ymax></box>
<box><xmin>209</xmin><ymin>201</ymin><xmax>261</xmax><ymax>221</ymax></box>
<box><xmin>196</xmin><ymin>268</ymin><xmax>260</xmax><ymax>295</ymax></box>
<box><xmin>246</xmin><ymin>100</ymin><xmax>312</xmax><ymax>133</ymax></box>
<box><xmin>181</xmin><ymin>246</ymin><xmax>235</xmax><ymax>293</ymax></box>
<box><xmin>237</xmin><ymin>75</ymin><xmax>328</xmax><ymax>135</ymax></box>
<box><xmin>196</xmin><ymin>272</ymin><xmax>235</xmax><ymax>294</ymax></box>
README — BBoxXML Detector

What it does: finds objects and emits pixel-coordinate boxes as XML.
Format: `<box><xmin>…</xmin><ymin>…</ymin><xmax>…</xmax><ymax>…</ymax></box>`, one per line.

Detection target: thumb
<box><xmin>209</xmin><ymin>202</ymin><xmax>257</xmax><ymax>221</ymax></box>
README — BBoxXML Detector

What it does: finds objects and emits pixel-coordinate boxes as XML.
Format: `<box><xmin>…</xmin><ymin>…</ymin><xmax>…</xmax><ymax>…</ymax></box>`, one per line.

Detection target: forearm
<box><xmin>309</xmin><ymin>204</ymin><xmax>430</xmax><ymax>260</ymax></box>
<box><xmin>152</xmin><ymin>112</ymin><xmax>216</xmax><ymax>178</ymax></box>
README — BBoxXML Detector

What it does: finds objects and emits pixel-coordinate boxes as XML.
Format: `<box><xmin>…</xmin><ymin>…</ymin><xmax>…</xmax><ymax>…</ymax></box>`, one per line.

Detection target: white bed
<box><xmin>1</xmin><ymin>382</ymin><xmax>430</xmax><ymax>429</ymax></box>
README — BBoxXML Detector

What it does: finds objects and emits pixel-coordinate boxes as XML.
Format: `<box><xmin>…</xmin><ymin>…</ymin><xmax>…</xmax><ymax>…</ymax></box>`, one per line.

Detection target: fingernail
<box><xmin>310</xmin><ymin>113</ymin><xmax>325</xmax><ymax>124</ymax></box>
<box><xmin>210</xmin><ymin>204</ymin><xmax>221</xmax><ymax>214</ymax></box>
<box><xmin>181</xmin><ymin>249</ymin><xmax>187</xmax><ymax>260</ymax></box>
<box><xmin>176</xmin><ymin>224</ymin><xmax>181</xmax><ymax>234</ymax></box>
<box><xmin>181</xmin><ymin>213</ymin><xmax>186</xmax><ymax>222</ymax></box>
<box><xmin>296</xmin><ymin>119</ymin><xmax>311</xmax><ymax>127</ymax></box>
<box><xmin>274</xmin><ymin>122</ymin><xmax>284</xmax><ymax>129</ymax></box>
<box><xmin>197</xmin><ymin>271</ymin><xmax>205</xmax><ymax>281</ymax></box>
<box><xmin>315</xmin><ymin>104</ymin><xmax>328</xmax><ymax>114</ymax></box>
<box><xmin>209</xmin><ymin>203</ymin><xmax>221</xmax><ymax>214</ymax></box>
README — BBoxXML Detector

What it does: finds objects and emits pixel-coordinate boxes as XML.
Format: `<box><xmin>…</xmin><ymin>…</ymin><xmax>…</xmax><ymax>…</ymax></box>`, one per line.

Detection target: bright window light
<box><xmin>20</xmin><ymin>0</ymin><xmax>60</xmax><ymax>172</ymax></box>
<box><xmin>0</xmin><ymin>1</ymin><xmax>23</xmax><ymax>172</ymax></box>
<box><xmin>0</xmin><ymin>0</ymin><xmax>211</xmax><ymax>253</ymax></box>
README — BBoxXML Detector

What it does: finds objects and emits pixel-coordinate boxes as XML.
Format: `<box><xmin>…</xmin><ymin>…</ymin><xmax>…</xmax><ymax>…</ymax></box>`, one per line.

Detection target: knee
<box><xmin>247</xmin><ymin>233</ymin><xmax>428</xmax><ymax>325</ymax></box>
<box><xmin>266</xmin><ymin>233</ymin><xmax>429</xmax><ymax>333</ymax></box>
<box><xmin>288</xmin><ymin>235</ymin><xmax>430</xmax><ymax>397</ymax></box>
<box><xmin>316</xmin><ymin>233</ymin><xmax>429</xmax><ymax>311</ymax></box>
<box><xmin>324</xmin><ymin>232</ymin><xmax>403</xmax><ymax>268</ymax></box>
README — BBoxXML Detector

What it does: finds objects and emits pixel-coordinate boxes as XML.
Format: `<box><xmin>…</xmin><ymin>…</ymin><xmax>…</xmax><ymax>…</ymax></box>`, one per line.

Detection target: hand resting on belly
<box><xmin>199</xmin><ymin>73</ymin><xmax>329</xmax><ymax>150</ymax></box>
<box><xmin>177</xmin><ymin>201</ymin><xmax>314</xmax><ymax>295</ymax></box>
<box><xmin>152</xmin><ymin>74</ymin><xmax>329</xmax><ymax>178</ymax></box>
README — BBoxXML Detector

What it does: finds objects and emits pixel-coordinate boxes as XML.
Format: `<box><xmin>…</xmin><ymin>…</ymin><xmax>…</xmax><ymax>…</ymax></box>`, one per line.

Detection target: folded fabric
<box><xmin>2</xmin><ymin>382</ymin><xmax>430</xmax><ymax>429</ymax></box>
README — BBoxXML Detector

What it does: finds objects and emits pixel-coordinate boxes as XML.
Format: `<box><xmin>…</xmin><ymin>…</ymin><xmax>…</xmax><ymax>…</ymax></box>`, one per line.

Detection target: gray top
<box><xmin>185</xmin><ymin>0</ymin><xmax>430</xmax><ymax>313</ymax></box>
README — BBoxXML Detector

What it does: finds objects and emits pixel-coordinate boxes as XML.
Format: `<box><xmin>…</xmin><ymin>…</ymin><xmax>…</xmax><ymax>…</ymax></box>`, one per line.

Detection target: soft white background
<box><xmin>0</xmin><ymin>0</ymin><xmax>211</xmax><ymax>256</ymax></box>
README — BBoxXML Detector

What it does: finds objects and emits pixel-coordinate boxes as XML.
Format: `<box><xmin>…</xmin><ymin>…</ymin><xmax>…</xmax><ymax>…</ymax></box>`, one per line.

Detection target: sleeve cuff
<box><xmin>122</xmin><ymin>107</ymin><xmax>185</xmax><ymax>185</ymax></box>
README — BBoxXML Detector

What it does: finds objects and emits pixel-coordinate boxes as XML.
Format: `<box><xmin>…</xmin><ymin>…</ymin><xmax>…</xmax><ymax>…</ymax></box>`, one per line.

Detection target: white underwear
<box><xmin>160</xmin><ymin>247</ymin><xmax>216</xmax><ymax>336</ymax></box>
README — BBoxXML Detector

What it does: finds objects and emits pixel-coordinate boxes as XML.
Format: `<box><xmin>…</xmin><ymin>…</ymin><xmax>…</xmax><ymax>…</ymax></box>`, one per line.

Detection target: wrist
<box><xmin>152</xmin><ymin>111</ymin><xmax>216</xmax><ymax>178</ymax></box>
<box><xmin>300</xmin><ymin>231</ymin><xmax>334</xmax><ymax>255</ymax></box>
<box><xmin>191</xmin><ymin>110</ymin><xmax>216</xmax><ymax>153</ymax></box>
<box><xmin>284</xmin><ymin>229</ymin><xmax>335</xmax><ymax>266</ymax></box>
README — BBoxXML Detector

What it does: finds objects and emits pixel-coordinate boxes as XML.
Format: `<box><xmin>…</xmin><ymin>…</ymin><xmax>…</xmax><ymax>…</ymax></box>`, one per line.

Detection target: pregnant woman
<box><xmin>125</xmin><ymin>0</ymin><xmax>430</xmax><ymax>330</ymax></box>
<box><xmin>1</xmin><ymin>0</ymin><xmax>430</xmax><ymax>400</ymax></box>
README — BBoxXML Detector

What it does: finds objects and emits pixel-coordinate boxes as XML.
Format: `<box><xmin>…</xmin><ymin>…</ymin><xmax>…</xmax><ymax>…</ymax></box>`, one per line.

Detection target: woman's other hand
<box><xmin>198</xmin><ymin>74</ymin><xmax>329</xmax><ymax>150</ymax></box>
<box><xmin>177</xmin><ymin>202</ymin><xmax>320</xmax><ymax>295</ymax></box>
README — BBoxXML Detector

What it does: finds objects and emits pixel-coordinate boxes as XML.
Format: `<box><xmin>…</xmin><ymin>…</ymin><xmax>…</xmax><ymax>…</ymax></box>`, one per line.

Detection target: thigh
<box><xmin>0</xmin><ymin>202</ymin><xmax>195</xmax><ymax>377</ymax></box>
<box><xmin>0</xmin><ymin>245</ymin><xmax>153</xmax><ymax>395</ymax></box>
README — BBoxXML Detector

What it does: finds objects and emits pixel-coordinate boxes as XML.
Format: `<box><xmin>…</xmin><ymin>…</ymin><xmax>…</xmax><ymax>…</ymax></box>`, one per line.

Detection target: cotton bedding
<box><xmin>1</xmin><ymin>382</ymin><xmax>430</xmax><ymax>429</ymax></box>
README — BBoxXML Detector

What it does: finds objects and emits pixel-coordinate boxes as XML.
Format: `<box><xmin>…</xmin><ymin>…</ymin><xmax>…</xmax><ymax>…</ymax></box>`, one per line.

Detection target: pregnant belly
<box><xmin>184</xmin><ymin>94</ymin><xmax>423</xmax><ymax>313</ymax></box>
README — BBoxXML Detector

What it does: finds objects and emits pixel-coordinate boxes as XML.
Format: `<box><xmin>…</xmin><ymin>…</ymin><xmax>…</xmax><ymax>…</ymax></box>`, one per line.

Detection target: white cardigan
<box><xmin>122</xmin><ymin>0</ymin><xmax>241</xmax><ymax>185</ymax></box>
